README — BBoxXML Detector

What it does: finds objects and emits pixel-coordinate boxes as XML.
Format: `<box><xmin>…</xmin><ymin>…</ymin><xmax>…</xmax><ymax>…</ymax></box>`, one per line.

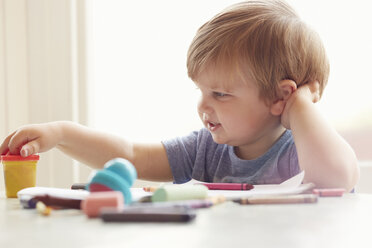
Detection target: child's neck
<box><xmin>234</xmin><ymin>126</ymin><xmax>287</xmax><ymax>160</ymax></box>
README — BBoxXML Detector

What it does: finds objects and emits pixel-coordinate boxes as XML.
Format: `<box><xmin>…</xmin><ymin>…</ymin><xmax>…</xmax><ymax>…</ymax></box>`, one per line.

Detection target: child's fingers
<box><xmin>0</xmin><ymin>131</ymin><xmax>16</xmax><ymax>155</ymax></box>
<box><xmin>20</xmin><ymin>141</ymin><xmax>40</xmax><ymax>157</ymax></box>
<box><xmin>8</xmin><ymin>129</ymin><xmax>38</xmax><ymax>155</ymax></box>
<box><xmin>299</xmin><ymin>81</ymin><xmax>320</xmax><ymax>103</ymax></box>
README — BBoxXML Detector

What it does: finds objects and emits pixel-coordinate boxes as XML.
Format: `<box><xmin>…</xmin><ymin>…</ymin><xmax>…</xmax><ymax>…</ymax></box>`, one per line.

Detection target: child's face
<box><xmin>194</xmin><ymin>66</ymin><xmax>282</xmax><ymax>155</ymax></box>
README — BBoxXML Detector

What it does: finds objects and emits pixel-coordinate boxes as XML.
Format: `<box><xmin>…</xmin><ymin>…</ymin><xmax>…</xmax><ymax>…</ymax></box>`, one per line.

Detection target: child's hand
<box><xmin>0</xmin><ymin>122</ymin><xmax>62</xmax><ymax>157</ymax></box>
<box><xmin>281</xmin><ymin>80</ymin><xmax>321</xmax><ymax>129</ymax></box>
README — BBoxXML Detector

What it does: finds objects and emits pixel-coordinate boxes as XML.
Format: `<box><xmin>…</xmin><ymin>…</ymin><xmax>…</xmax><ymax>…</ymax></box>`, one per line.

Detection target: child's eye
<box><xmin>213</xmin><ymin>92</ymin><xmax>229</xmax><ymax>98</ymax></box>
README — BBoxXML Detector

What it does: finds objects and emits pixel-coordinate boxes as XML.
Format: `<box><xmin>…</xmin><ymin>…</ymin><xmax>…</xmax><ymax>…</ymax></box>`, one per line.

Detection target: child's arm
<box><xmin>280</xmin><ymin>80</ymin><xmax>359</xmax><ymax>191</ymax></box>
<box><xmin>0</xmin><ymin>121</ymin><xmax>173</xmax><ymax>181</ymax></box>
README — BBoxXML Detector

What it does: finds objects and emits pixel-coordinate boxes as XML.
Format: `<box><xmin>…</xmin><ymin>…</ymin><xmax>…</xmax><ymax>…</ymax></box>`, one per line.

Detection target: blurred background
<box><xmin>0</xmin><ymin>0</ymin><xmax>371</xmax><ymax>191</ymax></box>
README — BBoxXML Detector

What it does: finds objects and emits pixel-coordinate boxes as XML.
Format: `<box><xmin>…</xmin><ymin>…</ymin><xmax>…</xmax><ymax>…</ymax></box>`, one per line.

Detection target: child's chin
<box><xmin>211</xmin><ymin>135</ymin><xmax>227</xmax><ymax>145</ymax></box>
<box><xmin>211</xmin><ymin>134</ymin><xmax>241</xmax><ymax>147</ymax></box>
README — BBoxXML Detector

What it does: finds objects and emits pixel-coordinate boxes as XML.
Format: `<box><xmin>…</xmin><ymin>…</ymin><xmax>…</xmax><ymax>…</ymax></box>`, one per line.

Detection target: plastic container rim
<box><xmin>1</xmin><ymin>154</ymin><xmax>40</xmax><ymax>161</ymax></box>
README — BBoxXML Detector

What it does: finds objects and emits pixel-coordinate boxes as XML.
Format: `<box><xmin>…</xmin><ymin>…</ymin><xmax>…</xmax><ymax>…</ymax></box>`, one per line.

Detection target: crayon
<box><xmin>234</xmin><ymin>194</ymin><xmax>318</xmax><ymax>205</ymax></box>
<box><xmin>100</xmin><ymin>207</ymin><xmax>196</xmax><ymax>223</ymax></box>
<box><xmin>143</xmin><ymin>186</ymin><xmax>158</xmax><ymax>193</ymax></box>
<box><xmin>71</xmin><ymin>183</ymin><xmax>88</xmax><ymax>190</ymax></box>
<box><xmin>144</xmin><ymin>183</ymin><xmax>254</xmax><ymax>192</ymax></box>
<box><xmin>196</xmin><ymin>182</ymin><xmax>254</xmax><ymax>190</ymax></box>
<box><xmin>312</xmin><ymin>188</ymin><xmax>345</xmax><ymax>197</ymax></box>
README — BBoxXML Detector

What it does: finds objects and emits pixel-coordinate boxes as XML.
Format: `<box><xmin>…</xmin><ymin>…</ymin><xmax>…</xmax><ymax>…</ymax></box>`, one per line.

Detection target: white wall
<box><xmin>356</xmin><ymin>161</ymin><xmax>372</xmax><ymax>193</ymax></box>
<box><xmin>0</xmin><ymin>0</ymin><xmax>93</xmax><ymax>191</ymax></box>
<box><xmin>0</xmin><ymin>0</ymin><xmax>30</xmax><ymax>191</ymax></box>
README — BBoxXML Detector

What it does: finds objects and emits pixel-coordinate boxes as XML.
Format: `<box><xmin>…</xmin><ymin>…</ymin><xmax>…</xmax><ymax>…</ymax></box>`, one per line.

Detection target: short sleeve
<box><xmin>288</xmin><ymin>143</ymin><xmax>300</xmax><ymax>177</ymax></box>
<box><xmin>277</xmin><ymin>133</ymin><xmax>301</xmax><ymax>181</ymax></box>
<box><xmin>161</xmin><ymin>131</ymin><xmax>199</xmax><ymax>183</ymax></box>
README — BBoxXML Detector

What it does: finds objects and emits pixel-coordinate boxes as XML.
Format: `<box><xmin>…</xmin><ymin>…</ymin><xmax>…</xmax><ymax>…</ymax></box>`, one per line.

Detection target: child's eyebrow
<box><xmin>210</xmin><ymin>86</ymin><xmax>234</xmax><ymax>93</ymax></box>
<box><xmin>194</xmin><ymin>81</ymin><xmax>235</xmax><ymax>93</ymax></box>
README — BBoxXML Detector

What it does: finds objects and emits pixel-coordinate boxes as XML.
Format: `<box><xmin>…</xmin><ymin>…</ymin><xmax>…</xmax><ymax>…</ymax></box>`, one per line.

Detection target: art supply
<box><xmin>81</xmin><ymin>191</ymin><xmax>124</xmax><ymax>218</ymax></box>
<box><xmin>24</xmin><ymin>194</ymin><xmax>82</xmax><ymax>209</ymax></box>
<box><xmin>234</xmin><ymin>194</ymin><xmax>318</xmax><ymax>205</ymax></box>
<box><xmin>208</xmin><ymin>195</ymin><xmax>226</xmax><ymax>205</ymax></box>
<box><xmin>101</xmin><ymin>207</ymin><xmax>196</xmax><ymax>223</ymax></box>
<box><xmin>19</xmin><ymin>190</ymin><xmax>124</xmax><ymax>218</ymax></box>
<box><xmin>131</xmin><ymin>201</ymin><xmax>211</xmax><ymax>210</ymax></box>
<box><xmin>137</xmin><ymin>195</ymin><xmax>152</xmax><ymax>203</ymax></box>
<box><xmin>86</xmin><ymin>158</ymin><xmax>137</xmax><ymax>204</ymax></box>
<box><xmin>313</xmin><ymin>188</ymin><xmax>345</xmax><ymax>197</ymax></box>
<box><xmin>152</xmin><ymin>185</ymin><xmax>208</xmax><ymax>202</ymax></box>
<box><xmin>131</xmin><ymin>196</ymin><xmax>226</xmax><ymax>210</ymax></box>
<box><xmin>143</xmin><ymin>186</ymin><xmax>158</xmax><ymax>193</ymax></box>
<box><xmin>71</xmin><ymin>183</ymin><xmax>87</xmax><ymax>190</ymax></box>
<box><xmin>145</xmin><ymin>183</ymin><xmax>254</xmax><ymax>192</ymax></box>
<box><xmin>1</xmin><ymin>154</ymin><xmax>40</xmax><ymax>198</ymax></box>
<box><xmin>196</xmin><ymin>182</ymin><xmax>254</xmax><ymax>190</ymax></box>
<box><xmin>36</xmin><ymin>201</ymin><xmax>52</xmax><ymax>216</ymax></box>
<box><xmin>19</xmin><ymin>195</ymin><xmax>39</xmax><ymax>209</ymax></box>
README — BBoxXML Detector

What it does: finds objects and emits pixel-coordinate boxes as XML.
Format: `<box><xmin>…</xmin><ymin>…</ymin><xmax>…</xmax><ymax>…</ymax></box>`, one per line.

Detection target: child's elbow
<box><xmin>317</xmin><ymin>155</ymin><xmax>360</xmax><ymax>192</ymax></box>
<box><xmin>346</xmin><ymin>160</ymin><xmax>360</xmax><ymax>192</ymax></box>
<box><xmin>337</xmin><ymin>156</ymin><xmax>360</xmax><ymax>192</ymax></box>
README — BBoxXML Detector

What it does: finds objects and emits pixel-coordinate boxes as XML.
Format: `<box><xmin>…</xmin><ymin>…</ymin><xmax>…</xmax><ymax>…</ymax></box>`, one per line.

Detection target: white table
<box><xmin>1</xmin><ymin>192</ymin><xmax>372</xmax><ymax>248</ymax></box>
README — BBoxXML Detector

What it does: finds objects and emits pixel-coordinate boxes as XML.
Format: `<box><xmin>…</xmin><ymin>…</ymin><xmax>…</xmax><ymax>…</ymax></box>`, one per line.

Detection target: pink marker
<box><xmin>196</xmin><ymin>182</ymin><xmax>254</xmax><ymax>190</ymax></box>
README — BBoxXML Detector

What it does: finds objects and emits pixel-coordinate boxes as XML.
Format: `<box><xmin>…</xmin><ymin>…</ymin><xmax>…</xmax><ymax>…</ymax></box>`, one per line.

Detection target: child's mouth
<box><xmin>207</xmin><ymin>122</ymin><xmax>221</xmax><ymax>131</ymax></box>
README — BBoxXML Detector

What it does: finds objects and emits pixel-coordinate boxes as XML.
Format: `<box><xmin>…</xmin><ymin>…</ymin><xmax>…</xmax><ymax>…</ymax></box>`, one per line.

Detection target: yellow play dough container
<box><xmin>1</xmin><ymin>155</ymin><xmax>39</xmax><ymax>198</ymax></box>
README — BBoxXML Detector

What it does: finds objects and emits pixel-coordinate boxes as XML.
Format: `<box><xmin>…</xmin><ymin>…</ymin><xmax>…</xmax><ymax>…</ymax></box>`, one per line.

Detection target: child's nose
<box><xmin>197</xmin><ymin>96</ymin><xmax>212</xmax><ymax>115</ymax></box>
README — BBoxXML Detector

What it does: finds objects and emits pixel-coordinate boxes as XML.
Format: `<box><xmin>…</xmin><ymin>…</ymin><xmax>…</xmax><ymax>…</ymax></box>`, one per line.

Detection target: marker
<box><xmin>20</xmin><ymin>194</ymin><xmax>82</xmax><ymax>209</ymax></box>
<box><xmin>71</xmin><ymin>183</ymin><xmax>87</xmax><ymax>190</ymax></box>
<box><xmin>19</xmin><ymin>195</ymin><xmax>39</xmax><ymax>209</ymax></box>
<box><xmin>234</xmin><ymin>194</ymin><xmax>318</xmax><ymax>205</ymax></box>
<box><xmin>313</xmin><ymin>188</ymin><xmax>345</xmax><ymax>197</ymax></box>
<box><xmin>100</xmin><ymin>207</ymin><xmax>196</xmax><ymax>223</ymax></box>
<box><xmin>196</xmin><ymin>182</ymin><xmax>254</xmax><ymax>190</ymax></box>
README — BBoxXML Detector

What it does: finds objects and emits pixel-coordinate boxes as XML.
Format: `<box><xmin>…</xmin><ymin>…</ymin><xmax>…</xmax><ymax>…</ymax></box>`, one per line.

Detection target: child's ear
<box><xmin>270</xmin><ymin>80</ymin><xmax>297</xmax><ymax>116</ymax></box>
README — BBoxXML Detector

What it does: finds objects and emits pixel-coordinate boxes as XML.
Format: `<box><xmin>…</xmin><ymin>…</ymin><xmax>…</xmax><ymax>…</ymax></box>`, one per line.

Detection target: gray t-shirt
<box><xmin>162</xmin><ymin>128</ymin><xmax>300</xmax><ymax>184</ymax></box>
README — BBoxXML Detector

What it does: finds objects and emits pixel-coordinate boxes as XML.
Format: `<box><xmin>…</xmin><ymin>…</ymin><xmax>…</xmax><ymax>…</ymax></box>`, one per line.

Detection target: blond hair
<box><xmin>187</xmin><ymin>0</ymin><xmax>329</xmax><ymax>101</ymax></box>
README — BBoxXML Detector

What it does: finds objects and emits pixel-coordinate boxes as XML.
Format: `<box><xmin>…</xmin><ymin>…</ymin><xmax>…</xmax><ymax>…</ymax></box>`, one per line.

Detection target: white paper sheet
<box><xmin>16</xmin><ymin>171</ymin><xmax>313</xmax><ymax>202</ymax></box>
<box><xmin>183</xmin><ymin>171</ymin><xmax>314</xmax><ymax>199</ymax></box>
<box><xmin>17</xmin><ymin>187</ymin><xmax>90</xmax><ymax>199</ymax></box>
